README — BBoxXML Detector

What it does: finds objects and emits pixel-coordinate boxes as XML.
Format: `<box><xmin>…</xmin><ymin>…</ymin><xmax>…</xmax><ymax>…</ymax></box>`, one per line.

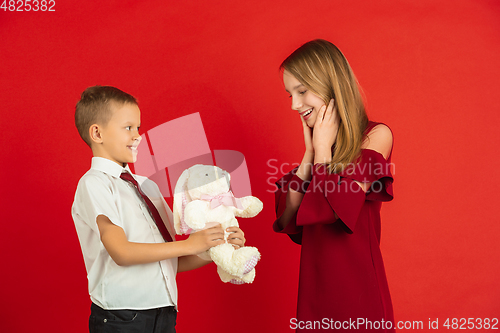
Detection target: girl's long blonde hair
<box><xmin>281</xmin><ymin>39</ymin><xmax>368</xmax><ymax>173</ymax></box>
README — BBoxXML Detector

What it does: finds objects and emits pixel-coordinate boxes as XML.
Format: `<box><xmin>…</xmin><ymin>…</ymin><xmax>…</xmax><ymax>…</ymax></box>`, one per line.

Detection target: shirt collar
<box><xmin>91</xmin><ymin>157</ymin><xmax>133</xmax><ymax>179</ymax></box>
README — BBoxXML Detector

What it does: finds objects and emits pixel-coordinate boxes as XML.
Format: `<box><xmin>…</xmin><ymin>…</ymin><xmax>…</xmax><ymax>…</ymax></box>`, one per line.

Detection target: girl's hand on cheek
<box><xmin>313</xmin><ymin>99</ymin><xmax>339</xmax><ymax>163</ymax></box>
<box><xmin>300</xmin><ymin>115</ymin><xmax>314</xmax><ymax>154</ymax></box>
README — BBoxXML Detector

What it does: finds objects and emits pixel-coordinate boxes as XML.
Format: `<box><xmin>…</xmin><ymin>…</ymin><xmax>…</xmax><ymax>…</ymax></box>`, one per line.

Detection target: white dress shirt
<box><xmin>72</xmin><ymin>157</ymin><xmax>178</xmax><ymax>310</ymax></box>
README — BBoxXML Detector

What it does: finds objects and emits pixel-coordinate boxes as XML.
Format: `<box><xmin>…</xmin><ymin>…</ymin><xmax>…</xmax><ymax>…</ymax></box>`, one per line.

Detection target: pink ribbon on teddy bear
<box><xmin>200</xmin><ymin>191</ymin><xmax>244</xmax><ymax>210</ymax></box>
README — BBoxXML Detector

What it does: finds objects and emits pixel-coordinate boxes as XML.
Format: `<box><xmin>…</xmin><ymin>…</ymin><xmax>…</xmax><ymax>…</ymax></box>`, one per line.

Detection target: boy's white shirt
<box><xmin>72</xmin><ymin>157</ymin><xmax>178</xmax><ymax>310</ymax></box>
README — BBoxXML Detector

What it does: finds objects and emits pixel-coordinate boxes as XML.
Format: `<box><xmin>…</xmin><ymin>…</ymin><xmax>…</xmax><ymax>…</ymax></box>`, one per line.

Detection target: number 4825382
<box><xmin>443</xmin><ymin>318</ymin><xmax>499</xmax><ymax>330</ymax></box>
<box><xmin>1</xmin><ymin>0</ymin><xmax>56</xmax><ymax>11</ymax></box>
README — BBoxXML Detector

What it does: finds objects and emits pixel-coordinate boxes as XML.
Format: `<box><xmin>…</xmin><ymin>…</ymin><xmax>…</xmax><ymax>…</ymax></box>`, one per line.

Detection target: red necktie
<box><xmin>120</xmin><ymin>172</ymin><xmax>173</xmax><ymax>242</ymax></box>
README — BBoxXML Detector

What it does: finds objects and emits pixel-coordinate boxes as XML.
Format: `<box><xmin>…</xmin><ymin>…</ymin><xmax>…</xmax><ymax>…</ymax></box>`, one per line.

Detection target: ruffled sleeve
<box><xmin>339</xmin><ymin>148</ymin><xmax>394</xmax><ymax>202</ymax></box>
<box><xmin>296</xmin><ymin>148</ymin><xmax>394</xmax><ymax>233</ymax></box>
<box><xmin>273</xmin><ymin>167</ymin><xmax>304</xmax><ymax>245</ymax></box>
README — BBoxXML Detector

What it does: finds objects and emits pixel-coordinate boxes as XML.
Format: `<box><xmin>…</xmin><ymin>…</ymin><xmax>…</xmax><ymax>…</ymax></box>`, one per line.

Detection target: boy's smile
<box><xmin>127</xmin><ymin>139</ymin><xmax>141</xmax><ymax>158</ymax></box>
<box><xmin>95</xmin><ymin>103</ymin><xmax>142</xmax><ymax>167</ymax></box>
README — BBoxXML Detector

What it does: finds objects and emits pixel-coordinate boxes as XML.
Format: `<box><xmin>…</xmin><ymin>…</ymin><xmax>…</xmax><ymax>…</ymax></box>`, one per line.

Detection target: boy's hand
<box><xmin>226</xmin><ymin>227</ymin><xmax>246</xmax><ymax>249</ymax></box>
<box><xmin>186</xmin><ymin>225</ymin><xmax>225</xmax><ymax>254</ymax></box>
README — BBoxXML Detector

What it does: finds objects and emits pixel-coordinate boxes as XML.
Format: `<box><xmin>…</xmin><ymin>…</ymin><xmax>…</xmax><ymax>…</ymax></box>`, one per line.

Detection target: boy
<box><xmin>72</xmin><ymin>86</ymin><xmax>245</xmax><ymax>332</ymax></box>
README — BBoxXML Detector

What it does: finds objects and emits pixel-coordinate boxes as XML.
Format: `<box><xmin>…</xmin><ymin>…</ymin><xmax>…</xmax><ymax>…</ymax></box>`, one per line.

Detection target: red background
<box><xmin>1</xmin><ymin>0</ymin><xmax>499</xmax><ymax>332</ymax></box>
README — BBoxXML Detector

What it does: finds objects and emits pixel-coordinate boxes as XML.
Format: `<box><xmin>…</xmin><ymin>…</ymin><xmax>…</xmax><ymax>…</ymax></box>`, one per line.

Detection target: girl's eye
<box><xmin>126</xmin><ymin>126</ymin><xmax>131</xmax><ymax>130</ymax></box>
<box><xmin>299</xmin><ymin>90</ymin><xmax>307</xmax><ymax>95</ymax></box>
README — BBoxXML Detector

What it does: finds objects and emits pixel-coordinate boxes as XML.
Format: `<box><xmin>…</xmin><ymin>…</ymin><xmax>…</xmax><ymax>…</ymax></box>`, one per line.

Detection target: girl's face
<box><xmin>283</xmin><ymin>70</ymin><xmax>325</xmax><ymax>128</ymax></box>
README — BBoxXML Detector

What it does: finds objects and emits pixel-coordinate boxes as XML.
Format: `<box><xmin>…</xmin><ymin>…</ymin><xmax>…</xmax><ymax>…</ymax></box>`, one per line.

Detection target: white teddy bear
<box><xmin>173</xmin><ymin>164</ymin><xmax>263</xmax><ymax>284</ymax></box>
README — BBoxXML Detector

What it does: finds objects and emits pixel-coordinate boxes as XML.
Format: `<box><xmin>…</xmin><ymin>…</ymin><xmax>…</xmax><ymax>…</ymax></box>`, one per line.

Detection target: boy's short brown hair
<box><xmin>75</xmin><ymin>86</ymin><xmax>137</xmax><ymax>147</ymax></box>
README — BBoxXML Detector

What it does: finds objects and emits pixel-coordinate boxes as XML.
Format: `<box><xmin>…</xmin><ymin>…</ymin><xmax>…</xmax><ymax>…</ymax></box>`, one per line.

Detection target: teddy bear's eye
<box><xmin>205</xmin><ymin>174</ymin><xmax>208</xmax><ymax>176</ymax></box>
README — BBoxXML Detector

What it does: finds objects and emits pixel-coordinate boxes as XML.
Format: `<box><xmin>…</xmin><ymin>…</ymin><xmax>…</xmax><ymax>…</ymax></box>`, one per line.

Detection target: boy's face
<box><xmin>97</xmin><ymin>102</ymin><xmax>142</xmax><ymax>167</ymax></box>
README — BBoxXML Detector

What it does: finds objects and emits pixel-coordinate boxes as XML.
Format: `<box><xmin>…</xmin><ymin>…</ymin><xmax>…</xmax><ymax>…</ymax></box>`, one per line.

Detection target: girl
<box><xmin>274</xmin><ymin>39</ymin><xmax>395</xmax><ymax>332</ymax></box>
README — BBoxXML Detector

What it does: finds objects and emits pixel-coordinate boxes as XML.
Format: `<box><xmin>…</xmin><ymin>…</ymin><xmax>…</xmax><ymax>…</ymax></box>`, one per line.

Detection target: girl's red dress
<box><xmin>273</xmin><ymin>122</ymin><xmax>395</xmax><ymax>332</ymax></box>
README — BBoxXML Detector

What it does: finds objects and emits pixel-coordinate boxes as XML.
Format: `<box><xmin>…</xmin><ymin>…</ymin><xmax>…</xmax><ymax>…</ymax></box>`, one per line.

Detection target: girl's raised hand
<box><xmin>312</xmin><ymin>99</ymin><xmax>339</xmax><ymax>163</ymax></box>
<box><xmin>300</xmin><ymin>113</ymin><xmax>314</xmax><ymax>154</ymax></box>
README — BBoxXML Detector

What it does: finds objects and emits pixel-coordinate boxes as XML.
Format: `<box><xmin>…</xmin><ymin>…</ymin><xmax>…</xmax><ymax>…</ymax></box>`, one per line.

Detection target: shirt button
<box><xmin>103</xmin><ymin>319</ymin><xmax>107</xmax><ymax>323</ymax></box>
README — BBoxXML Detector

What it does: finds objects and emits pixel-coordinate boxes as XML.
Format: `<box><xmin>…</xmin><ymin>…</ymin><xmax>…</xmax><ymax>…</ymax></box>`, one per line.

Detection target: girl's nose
<box><xmin>291</xmin><ymin>97</ymin><xmax>303</xmax><ymax>111</ymax></box>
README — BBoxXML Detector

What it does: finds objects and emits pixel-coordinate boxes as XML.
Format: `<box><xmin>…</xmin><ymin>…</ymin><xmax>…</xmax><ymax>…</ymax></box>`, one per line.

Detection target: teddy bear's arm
<box><xmin>233</xmin><ymin>196</ymin><xmax>263</xmax><ymax>218</ymax></box>
<box><xmin>184</xmin><ymin>200</ymin><xmax>210</xmax><ymax>230</ymax></box>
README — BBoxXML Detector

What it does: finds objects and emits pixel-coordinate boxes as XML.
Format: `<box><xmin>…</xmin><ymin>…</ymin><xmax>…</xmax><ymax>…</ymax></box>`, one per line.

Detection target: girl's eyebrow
<box><xmin>285</xmin><ymin>83</ymin><xmax>304</xmax><ymax>93</ymax></box>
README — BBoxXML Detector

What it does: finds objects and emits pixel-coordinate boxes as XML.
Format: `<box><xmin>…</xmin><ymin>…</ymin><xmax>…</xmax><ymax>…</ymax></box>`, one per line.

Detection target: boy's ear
<box><xmin>89</xmin><ymin>124</ymin><xmax>103</xmax><ymax>144</ymax></box>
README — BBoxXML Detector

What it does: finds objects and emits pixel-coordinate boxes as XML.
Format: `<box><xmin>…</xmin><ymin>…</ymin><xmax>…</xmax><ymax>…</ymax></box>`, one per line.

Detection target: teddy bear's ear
<box><xmin>173</xmin><ymin>168</ymin><xmax>191</xmax><ymax>234</ymax></box>
<box><xmin>222</xmin><ymin>169</ymin><xmax>231</xmax><ymax>186</ymax></box>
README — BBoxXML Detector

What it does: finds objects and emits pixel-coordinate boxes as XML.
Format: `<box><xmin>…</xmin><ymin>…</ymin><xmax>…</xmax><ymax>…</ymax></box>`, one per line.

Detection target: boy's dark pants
<box><xmin>89</xmin><ymin>302</ymin><xmax>177</xmax><ymax>333</ymax></box>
